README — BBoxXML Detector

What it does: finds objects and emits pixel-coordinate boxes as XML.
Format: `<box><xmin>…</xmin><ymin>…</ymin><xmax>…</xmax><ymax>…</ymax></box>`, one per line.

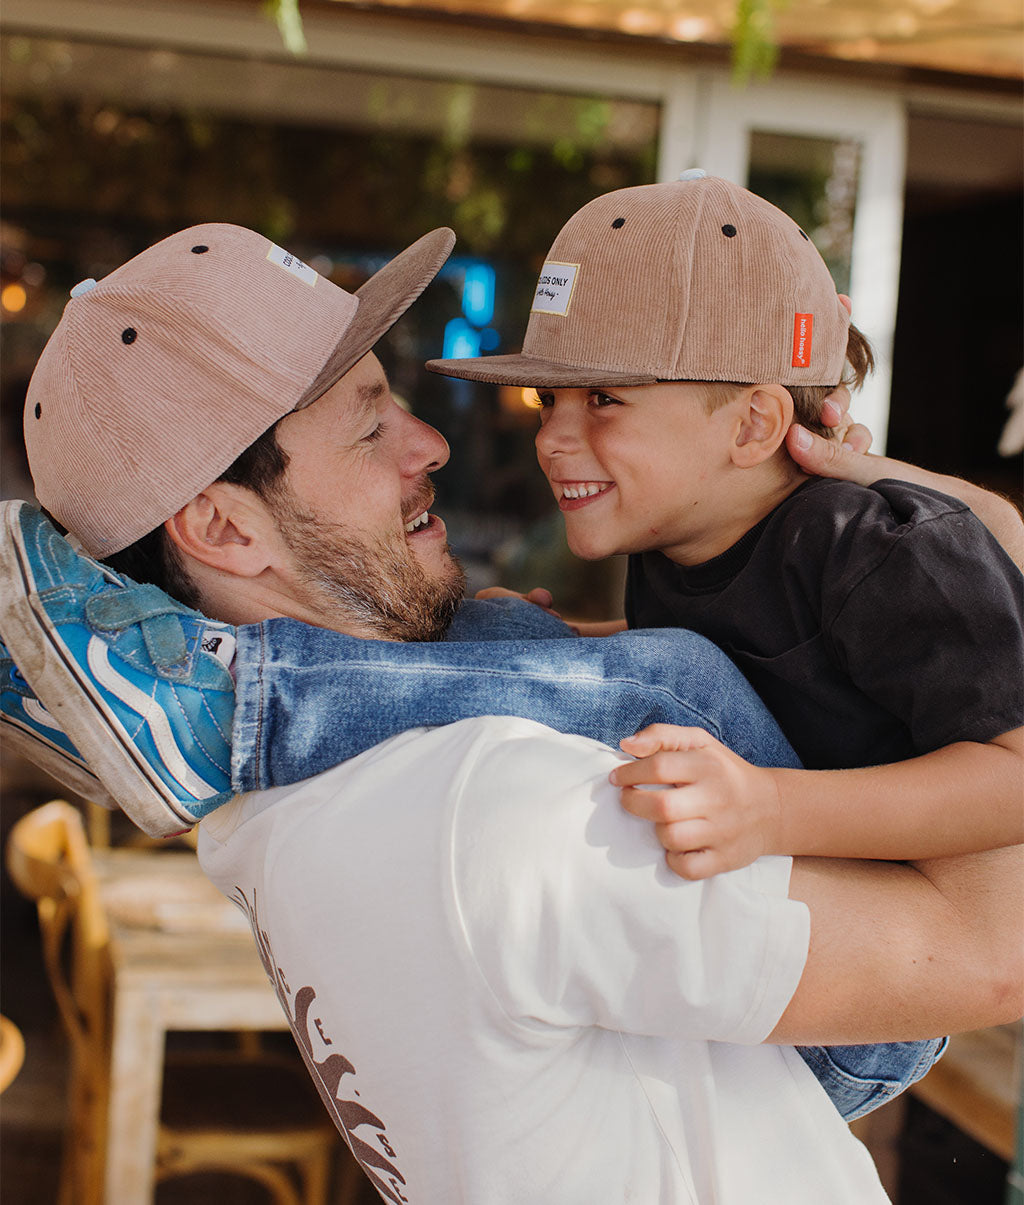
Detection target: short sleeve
<box><xmin>450</xmin><ymin>720</ymin><xmax>809</xmax><ymax>1045</ymax></box>
<box><xmin>824</xmin><ymin>482</ymin><xmax>1023</xmax><ymax>753</ymax></box>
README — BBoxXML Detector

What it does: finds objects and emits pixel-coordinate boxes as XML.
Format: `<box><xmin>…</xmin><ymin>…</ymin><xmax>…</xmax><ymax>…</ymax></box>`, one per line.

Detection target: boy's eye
<box><xmin>590</xmin><ymin>391</ymin><xmax>621</xmax><ymax>408</ymax></box>
<box><xmin>527</xmin><ymin>391</ymin><xmax>552</xmax><ymax>409</ymax></box>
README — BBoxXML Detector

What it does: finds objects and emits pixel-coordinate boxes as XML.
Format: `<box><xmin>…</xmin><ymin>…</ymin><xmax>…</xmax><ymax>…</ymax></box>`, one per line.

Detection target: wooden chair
<box><xmin>6</xmin><ymin>800</ymin><xmax>353</xmax><ymax>1205</ymax></box>
<box><xmin>0</xmin><ymin>1014</ymin><xmax>26</xmax><ymax>1093</ymax></box>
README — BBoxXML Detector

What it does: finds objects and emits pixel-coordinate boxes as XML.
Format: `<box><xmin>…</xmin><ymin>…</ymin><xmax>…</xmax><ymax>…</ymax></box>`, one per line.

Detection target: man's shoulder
<box><xmin>206</xmin><ymin>716</ymin><xmax>620</xmax><ymax>836</ymax></box>
<box><xmin>441</xmin><ymin>716</ymin><xmax>624</xmax><ymax>802</ymax></box>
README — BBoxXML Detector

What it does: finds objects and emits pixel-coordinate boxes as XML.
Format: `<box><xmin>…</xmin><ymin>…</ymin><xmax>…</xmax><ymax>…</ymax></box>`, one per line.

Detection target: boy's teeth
<box><xmin>562</xmin><ymin>483</ymin><xmax>605</xmax><ymax>499</ymax></box>
<box><xmin>405</xmin><ymin>511</ymin><xmax>429</xmax><ymax>533</ymax></box>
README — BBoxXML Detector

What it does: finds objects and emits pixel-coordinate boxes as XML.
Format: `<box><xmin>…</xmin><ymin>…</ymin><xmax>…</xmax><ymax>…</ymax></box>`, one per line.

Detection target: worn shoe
<box><xmin>1</xmin><ymin>645</ymin><xmax>118</xmax><ymax>810</ymax></box>
<box><xmin>0</xmin><ymin>501</ymin><xmax>236</xmax><ymax>836</ymax></box>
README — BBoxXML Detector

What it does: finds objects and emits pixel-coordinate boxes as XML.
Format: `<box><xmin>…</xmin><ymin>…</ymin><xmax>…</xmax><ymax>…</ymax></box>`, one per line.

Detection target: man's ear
<box><xmin>730</xmin><ymin>385</ymin><xmax>794</xmax><ymax>469</ymax></box>
<box><xmin>164</xmin><ymin>483</ymin><xmax>277</xmax><ymax>578</ymax></box>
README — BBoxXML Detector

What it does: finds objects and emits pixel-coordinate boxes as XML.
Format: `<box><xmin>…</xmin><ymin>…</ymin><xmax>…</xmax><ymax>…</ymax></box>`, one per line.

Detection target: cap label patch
<box><xmin>792</xmin><ymin>313</ymin><xmax>813</xmax><ymax>367</ymax></box>
<box><xmin>266</xmin><ymin>244</ymin><xmax>318</xmax><ymax>287</ymax></box>
<box><xmin>532</xmin><ymin>262</ymin><xmax>579</xmax><ymax>316</ymax></box>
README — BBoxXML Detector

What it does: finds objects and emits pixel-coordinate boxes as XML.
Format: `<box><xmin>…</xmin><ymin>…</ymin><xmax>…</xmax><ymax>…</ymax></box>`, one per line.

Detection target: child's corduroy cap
<box><xmin>428</xmin><ymin>170</ymin><xmax>848</xmax><ymax>390</ymax></box>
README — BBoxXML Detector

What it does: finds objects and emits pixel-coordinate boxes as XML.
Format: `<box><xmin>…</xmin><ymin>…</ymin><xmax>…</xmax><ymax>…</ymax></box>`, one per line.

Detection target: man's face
<box><xmin>267</xmin><ymin>353</ymin><xmax>465</xmax><ymax>640</ymax></box>
<box><xmin>533</xmin><ymin>383</ymin><xmax>743</xmax><ymax>566</ymax></box>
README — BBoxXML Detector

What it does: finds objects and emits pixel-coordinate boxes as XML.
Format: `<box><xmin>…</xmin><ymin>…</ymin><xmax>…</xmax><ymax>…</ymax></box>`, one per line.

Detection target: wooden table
<box><xmin>94</xmin><ymin>848</ymin><xmax>289</xmax><ymax>1205</ymax></box>
<box><xmin>850</xmin><ymin>1023</ymin><xmax>1022</xmax><ymax>1196</ymax></box>
<box><xmin>911</xmin><ymin>1023</ymin><xmax>1022</xmax><ymax>1162</ymax></box>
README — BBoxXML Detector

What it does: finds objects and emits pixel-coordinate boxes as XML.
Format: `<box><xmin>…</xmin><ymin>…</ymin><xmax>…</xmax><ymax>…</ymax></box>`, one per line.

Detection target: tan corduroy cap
<box><xmin>427</xmin><ymin>171</ymin><xmax>848</xmax><ymax>389</ymax></box>
<box><xmin>25</xmin><ymin>223</ymin><xmax>455</xmax><ymax>555</ymax></box>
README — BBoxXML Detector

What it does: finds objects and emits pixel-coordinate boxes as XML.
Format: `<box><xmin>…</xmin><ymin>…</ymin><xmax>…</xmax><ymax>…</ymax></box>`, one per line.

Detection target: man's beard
<box><xmin>271</xmin><ymin>495</ymin><xmax>466</xmax><ymax>642</ymax></box>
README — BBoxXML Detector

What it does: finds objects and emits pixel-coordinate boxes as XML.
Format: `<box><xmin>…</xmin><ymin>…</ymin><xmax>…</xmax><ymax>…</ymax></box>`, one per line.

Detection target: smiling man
<box><xmin>154</xmin><ymin>350</ymin><xmax>464</xmax><ymax>639</ymax></box>
<box><xmin>2</xmin><ymin>220</ymin><xmax>1021</xmax><ymax>1204</ymax></box>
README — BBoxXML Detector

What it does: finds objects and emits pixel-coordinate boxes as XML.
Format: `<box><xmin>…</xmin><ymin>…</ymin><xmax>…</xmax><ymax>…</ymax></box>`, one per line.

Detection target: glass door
<box><xmin>694</xmin><ymin>73</ymin><xmax>906</xmax><ymax>448</ymax></box>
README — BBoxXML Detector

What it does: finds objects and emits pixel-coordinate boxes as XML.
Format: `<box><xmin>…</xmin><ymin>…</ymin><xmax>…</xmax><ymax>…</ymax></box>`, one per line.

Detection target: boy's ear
<box><xmin>730</xmin><ymin>385</ymin><xmax>794</xmax><ymax>469</ymax></box>
<box><xmin>164</xmin><ymin>482</ymin><xmax>277</xmax><ymax>578</ymax></box>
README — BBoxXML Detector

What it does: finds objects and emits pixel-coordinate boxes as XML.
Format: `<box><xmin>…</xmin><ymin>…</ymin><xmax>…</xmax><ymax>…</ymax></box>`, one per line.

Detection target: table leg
<box><xmin>104</xmin><ymin>986</ymin><xmax>165</xmax><ymax>1205</ymax></box>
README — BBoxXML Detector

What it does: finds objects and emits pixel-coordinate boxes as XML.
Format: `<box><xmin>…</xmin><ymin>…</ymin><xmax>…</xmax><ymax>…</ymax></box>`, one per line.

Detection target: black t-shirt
<box><xmin>625</xmin><ymin>478</ymin><xmax>1023</xmax><ymax>769</ymax></box>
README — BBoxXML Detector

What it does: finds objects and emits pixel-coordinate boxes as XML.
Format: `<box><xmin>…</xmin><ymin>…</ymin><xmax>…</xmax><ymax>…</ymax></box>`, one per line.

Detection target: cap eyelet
<box><xmin>191</xmin><ymin>245</ymin><xmax>209</xmax><ymax>254</ymax></box>
<box><xmin>721</xmin><ymin>224</ymin><xmax>737</xmax><ymax>238</ymax></box>
<box><xmin>34</xmin><ymin>403</ymin><xmax>42</xmax><ymax>420</ymax></box>
<box><xmin>121</xmin><ymin>328</ymin><xmax>137</xmax><ymax>345</ymax></box>
<box><xmin>798</xmin><ymin>229</ymin><xmax>810</xmax><ymax>241</ymax></box>
<box><xmin>611</xmin><ymin>218</ymin><xmax>626</xmax><ymax>229</ymax></box>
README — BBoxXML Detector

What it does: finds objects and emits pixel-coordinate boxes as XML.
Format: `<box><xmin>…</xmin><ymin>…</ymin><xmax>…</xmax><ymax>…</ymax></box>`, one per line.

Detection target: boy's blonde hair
<box><xmin>700</xmin><ymin>324</ymin><xmax>874</xmax><ymax>438</ymax></box>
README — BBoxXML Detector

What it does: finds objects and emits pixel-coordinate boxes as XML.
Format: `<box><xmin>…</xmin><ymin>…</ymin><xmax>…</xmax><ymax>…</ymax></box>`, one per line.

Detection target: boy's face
<box><xmin>533</xmin><ymin>382</ymin><xmax>744</xmax><ymax>565</ymax></box>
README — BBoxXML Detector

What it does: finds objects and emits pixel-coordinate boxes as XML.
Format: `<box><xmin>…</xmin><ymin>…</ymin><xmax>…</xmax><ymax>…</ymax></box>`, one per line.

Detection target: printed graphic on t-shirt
<box><xmin>232</xmin><ymin>887</ymin><xmax>409</xmax><ymax>1203</ymax></box>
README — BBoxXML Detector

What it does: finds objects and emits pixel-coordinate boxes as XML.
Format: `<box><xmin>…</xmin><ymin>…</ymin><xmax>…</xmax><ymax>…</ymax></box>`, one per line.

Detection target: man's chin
<box><xmin>421</xmin><ymin>547</ymin><xmax>467</xmax><ymax>639</ymax></box>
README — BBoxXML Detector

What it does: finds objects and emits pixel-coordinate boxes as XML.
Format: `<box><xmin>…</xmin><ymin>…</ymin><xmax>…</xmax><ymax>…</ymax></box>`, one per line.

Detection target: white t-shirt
<box><xmin>199</xmin><ymin>716</ymin><xmax>888</xmax><ymax>1204</ymax></box>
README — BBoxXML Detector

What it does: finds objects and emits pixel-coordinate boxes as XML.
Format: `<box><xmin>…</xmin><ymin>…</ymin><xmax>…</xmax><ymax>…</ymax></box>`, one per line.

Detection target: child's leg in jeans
<box><xmin>231</xmin><ymin>599</ymin><xmax>798</xmax><ymax>792</ymax></box>
<box><xmin>231</xmin><ymin>595</ymin><xmax>945</xmax><ymax>1121</ymax></box>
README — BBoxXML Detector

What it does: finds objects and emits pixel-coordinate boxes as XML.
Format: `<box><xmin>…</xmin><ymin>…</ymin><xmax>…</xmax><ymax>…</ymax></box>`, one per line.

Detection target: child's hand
<box><xmin>610</xmin><ymin>725</ymin><xmax>782</xmax><ymax>881</ymax></box>
<box><xmin>475</xmin><ymin>585</ymin><xmax>564</xmax><ymax>618</ymax></box>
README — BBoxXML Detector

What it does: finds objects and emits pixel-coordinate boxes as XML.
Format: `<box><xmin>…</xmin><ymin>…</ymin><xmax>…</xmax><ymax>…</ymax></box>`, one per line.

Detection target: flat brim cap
<box><xmin>427</xmin><ymin>174</ymin><xmax>847</xmax><ymax>389</ymax></box>
<box><xmin>295</xmin><ymin>226</ymin><xmax>456</xmax><ymax>407</ymax></box>
<box><xmin>26</xmin><ymin>224</ymin><xmax>454</xmax><ymax>555</ymax></box>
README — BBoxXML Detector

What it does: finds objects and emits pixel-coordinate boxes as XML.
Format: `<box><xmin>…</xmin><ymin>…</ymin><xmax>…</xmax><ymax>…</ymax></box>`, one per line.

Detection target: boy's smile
<box><xmin>557</xmin><ymin>480</ymin><xmax>614</xmax><ymax>506</ymax></box>
<box><xmin>534</xmin><ymin>382</ymin><xmax>751</xmax><ymax>566</ymax></box>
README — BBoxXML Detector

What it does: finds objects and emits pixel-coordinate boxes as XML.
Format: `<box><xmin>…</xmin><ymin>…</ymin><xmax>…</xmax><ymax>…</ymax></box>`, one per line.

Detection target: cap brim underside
<box><xmin>425</xmin><ymin>353</ymin><xmax>659</xmax><ymax>389</ymax></box>
<box><xmin>296</xmin><ymin>227</ymin><xmax>457</xmax><ymax>409</ymax></box>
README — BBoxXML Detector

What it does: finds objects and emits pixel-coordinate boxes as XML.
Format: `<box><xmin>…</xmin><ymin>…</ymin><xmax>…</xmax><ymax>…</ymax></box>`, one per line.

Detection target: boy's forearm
<box><xmin>771</xmin><ymin>729</ymin><xmax>1024</xmax><ymax>860</ymax></box>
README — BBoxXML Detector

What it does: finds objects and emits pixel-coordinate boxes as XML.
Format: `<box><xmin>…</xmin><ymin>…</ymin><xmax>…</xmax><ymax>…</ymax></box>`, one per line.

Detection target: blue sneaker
<box><xmin>0</xmin><ymin>501</ymin><xmax>236</xmax><ymax>836</ymax></box>
<box><xmin>1</xmin><ymin>646</ymin><xmax>118</xmax><ymax>810</ymax></box>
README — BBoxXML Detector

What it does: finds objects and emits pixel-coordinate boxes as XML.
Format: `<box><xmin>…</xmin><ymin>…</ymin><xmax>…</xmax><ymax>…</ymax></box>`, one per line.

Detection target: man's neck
<box><xmin>190</xmin><ymin>563</ymin><xmax>365</xmax><ymax>635</ymax></box>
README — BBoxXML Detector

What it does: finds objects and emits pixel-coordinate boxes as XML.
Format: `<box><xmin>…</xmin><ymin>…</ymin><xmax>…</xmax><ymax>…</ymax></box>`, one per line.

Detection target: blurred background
<box><xmin>1</xmin><ymin>1</ymin><xmax>1022</xmax><ymax>1202</ymax></box>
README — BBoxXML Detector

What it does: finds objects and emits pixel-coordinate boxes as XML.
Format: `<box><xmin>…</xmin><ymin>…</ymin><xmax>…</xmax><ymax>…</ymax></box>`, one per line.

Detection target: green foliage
<box><xmin>731</xmin><ymin>0</ymin><xmax>781</xmax><ymax>84</ymax></box>
<box><xmin>263</xmin><ymin>0</ymin><xmax>307</xmax><ymax>55</ymax></box>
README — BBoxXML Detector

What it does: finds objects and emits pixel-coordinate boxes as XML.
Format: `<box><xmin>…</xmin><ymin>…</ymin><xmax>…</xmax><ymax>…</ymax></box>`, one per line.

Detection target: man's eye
<box><xmin>362</xmin><ymin>422</ymin><xmax>386</xmax><ymax>443</ymax></box>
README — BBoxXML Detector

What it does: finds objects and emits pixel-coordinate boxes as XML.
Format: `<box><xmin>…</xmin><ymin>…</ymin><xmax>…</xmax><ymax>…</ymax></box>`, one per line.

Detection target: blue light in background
<box><xmin>461</xmin><ymin>264</ymin><xmax>495</xmax><ymax>325</ymax></box>
<box><xmin>442</xmin><ymin>317</ymin><xmax>482</xmax><ymax>360</ymax></box>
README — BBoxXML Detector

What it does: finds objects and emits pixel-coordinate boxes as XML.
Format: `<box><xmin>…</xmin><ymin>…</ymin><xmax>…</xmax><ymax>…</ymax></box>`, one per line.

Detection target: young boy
<box><xmin>425</xmin><ymin>170</ymin><xmax>1023</xmax><ymax>878</ymax></box>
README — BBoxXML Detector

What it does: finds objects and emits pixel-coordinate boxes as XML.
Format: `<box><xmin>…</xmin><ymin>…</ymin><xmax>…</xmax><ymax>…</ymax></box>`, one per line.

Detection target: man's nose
<box><xmin>403</xmin><ymin>411</ymin><xmax>450</xmax><ymax>473</ymax></box>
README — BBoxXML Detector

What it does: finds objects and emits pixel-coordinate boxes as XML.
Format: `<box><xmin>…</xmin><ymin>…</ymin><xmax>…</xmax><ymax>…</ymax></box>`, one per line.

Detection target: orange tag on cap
<box><xmin>792</xmin><ymin>313</ymin><xmax>813</xmax><ymax>367</ymax></box>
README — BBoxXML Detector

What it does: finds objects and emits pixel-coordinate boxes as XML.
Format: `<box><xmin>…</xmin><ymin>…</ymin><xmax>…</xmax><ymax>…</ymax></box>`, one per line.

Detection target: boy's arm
<box><xmin>787</xmin><ymin>423</ymin><xmax>1024</xmax><ymax>571</ymax></box>
<box><xmin>769</xmin><ymin>843</ymin><xmax>1024</xmax><ymax>1044</ymax></box>
<box><xmin>613</xmin><ymin>724</ymin><xmax>1024</xmax><ymax>877</ymax></box>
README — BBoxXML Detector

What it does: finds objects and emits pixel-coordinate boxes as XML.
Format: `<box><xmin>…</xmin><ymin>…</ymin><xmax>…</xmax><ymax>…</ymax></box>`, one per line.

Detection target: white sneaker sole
<box><xmin>0</xmin><ymin>500</ymin><xmax>199</xmax><ymax>836</ymax></box>
<box><xmin>0</xmin><ymin>715</ymin><xmax>119</xmax><ymax>811</ymax></box>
